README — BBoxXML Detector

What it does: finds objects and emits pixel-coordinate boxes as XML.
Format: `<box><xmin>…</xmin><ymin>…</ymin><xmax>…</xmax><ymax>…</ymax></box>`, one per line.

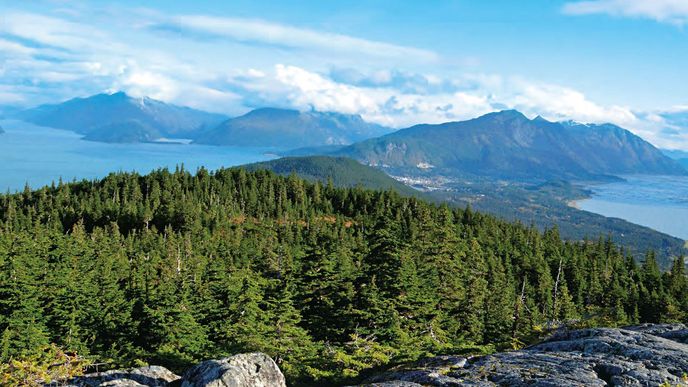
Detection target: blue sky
<box><xmin>1</xmin><ymin>0</ymin><xmax>688</xmax><ymax>148</ymax></box>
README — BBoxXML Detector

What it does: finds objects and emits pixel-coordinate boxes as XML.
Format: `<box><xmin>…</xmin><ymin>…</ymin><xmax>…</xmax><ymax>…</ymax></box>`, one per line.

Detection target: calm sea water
<box><xmin>578</xmin><ymin>175</ymin><xmax>688</xmax><ymax>240</ymax></box>
<box><xmin>0</xmin><ymin>120</ymin><xmax>274</xmax><ymax>193</ymax></box>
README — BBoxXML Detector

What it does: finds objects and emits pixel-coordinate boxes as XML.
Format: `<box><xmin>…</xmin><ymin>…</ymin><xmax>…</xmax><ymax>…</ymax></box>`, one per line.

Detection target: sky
<box><xmin>1</xmin><ymin>0</ymin><xmax>688</xmax><ymax>149</ymax></box>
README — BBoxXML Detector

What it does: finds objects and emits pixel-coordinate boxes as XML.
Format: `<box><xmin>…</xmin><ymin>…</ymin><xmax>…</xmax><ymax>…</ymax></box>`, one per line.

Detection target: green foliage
<box><xmin>0</xmin><ymin>344</ymin><xmax>88</xmax><ymax>386</ymax></box>
<box><xmin>427</xmin><ymin>178</ymin><xmax>685</xmax><ymax>267</ymax></box>
<box><xmin>0</xmin><ymin>167</ymin><xmax>684</xmax><ymax>385</ymax></box>
<box><xmin>243</xmin><ymin>156</ymin><xmax>419</xmax><ymax>196</ymax></box>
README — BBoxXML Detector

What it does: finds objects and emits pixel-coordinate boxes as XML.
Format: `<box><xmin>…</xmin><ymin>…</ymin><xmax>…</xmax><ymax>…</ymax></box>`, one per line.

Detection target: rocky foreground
<box><xmin>65</xmin><ymin>324</ymin><xmax>688</xmax><ymax>386</ymax></box>
<box><xmin>64</xmin><ymin>353</ymin><xmax>285</xmax><ymax>387</ymax></box>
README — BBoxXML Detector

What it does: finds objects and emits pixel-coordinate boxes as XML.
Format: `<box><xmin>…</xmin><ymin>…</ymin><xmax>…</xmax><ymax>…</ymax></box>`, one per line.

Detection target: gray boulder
<box><xmin>180</xmin><ymin>353</ymin><xmax>286</xmax><ymax>387</ymax></box>
<box><xmin>58</xmin><ymin>353</ymin><xmax>285</xmax><ymax>387</ymax></box>
<box><xmin>64</xmin><ymin>365</ymin><xmax>180</xmax><ymax>386</ymax></box>
<box><xmin>357</xmin><ymin>324</ymin><xmax>688</xmax><ymax>386</ymax></box>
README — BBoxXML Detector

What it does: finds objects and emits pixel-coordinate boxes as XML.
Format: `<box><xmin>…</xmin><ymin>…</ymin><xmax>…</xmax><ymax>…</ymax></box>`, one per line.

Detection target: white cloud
<box><xmin>2</xmin><ymin>12</ymin><xmax>114</xmax><ymax>52</ymax></box>
<box><xmin>510</xmin><ymin>81</ymin><xmax>638</xmax><ymax>126</ymax></box>
<box><xmin>108</xmin><ymin>64</ymin><xmax>240</xmax><ymax>113</ymax></box>
<box><xmin>633</xmin><ymin>107</ymin><xmax>688</xmax><ymax>149</ymax></box>
<box><xmin>274</xmin><ymin>64</ymin><xmax>382</xmax><ymax>115</ymax></box>
<box><xmin>161</xmin><ymin>15</ymin><xmax>439</xmax><ymax>62</ymax></box>
<box><xmin>0</xmin><ymin>86</ymin><xmax>26</xmax><ymax>105</ymax></box>
<box><xmin>114</xmin><ymin>67</ymin><xmax>179</xmax><ymax>101</ymax></box>
<box><xmin>563</xmin><ymin>0</ymin><xmax>688</xmax><ymax>25</ymax></box>
<box><xmin>0</xmin><ymin>38</ymin><xmax>35</xmax><ymax>56</ymax></box>
<box><xmin>0</xmin><ymin>10</ymin><xmax>238</xmax><ymax>111</ymax></box>
<box><xmin>220</xmin><ymin>64</ymin><xmax>688</xmax><ymax>149</ymax></box>
<box><xmin>223</xmin><ymin>64</ymin><xmax>641</xmax><ymax>132</ymax></box>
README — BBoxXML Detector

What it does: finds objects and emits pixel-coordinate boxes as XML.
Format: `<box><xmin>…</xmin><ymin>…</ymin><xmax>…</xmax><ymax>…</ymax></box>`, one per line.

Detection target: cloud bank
<box><xmin>151</xmin><ymin>15</ymin><xmax>439</xmax><ymax>62</ymax></box>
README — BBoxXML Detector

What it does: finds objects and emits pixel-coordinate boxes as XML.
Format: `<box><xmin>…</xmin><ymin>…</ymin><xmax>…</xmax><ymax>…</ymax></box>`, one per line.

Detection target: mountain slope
<box><xmin>663</xmin><ymin>149</ymin><xmax>688</xmax><ymax>169</ymax></box>
<box><xmin>560</xmin><ymin>121</ymin><xmax>685</xmax><ymax>175</ymax></box>
<box><xmin>337</xmin><ymin>110</ymin><xmax>685</xmax><ymax>180</ymax></box>
<box><xmin>82</xmin><ymin>120</ymin><xmax>163</xmax><ymax>143</ymax></box>
<box><xmin>241</xmin><ymin>156</ymin><xmax>419</xmax><ymax>196</ymax></box>
<box><xmin>17</xmin><ymin>92</ymin><xmax>227</xmax><ymax>143</ymax></box>
<box><xmin>194</xmin><ymin>107</ymin><xmax>390</xmax><ymax>149</ymax></box>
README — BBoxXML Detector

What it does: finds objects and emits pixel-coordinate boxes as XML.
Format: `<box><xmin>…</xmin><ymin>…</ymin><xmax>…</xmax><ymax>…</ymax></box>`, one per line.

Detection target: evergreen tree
<box><xmin>0</xmin><ymin>166</ymin><xmax>683</xmax><ymax>384</ymax></box>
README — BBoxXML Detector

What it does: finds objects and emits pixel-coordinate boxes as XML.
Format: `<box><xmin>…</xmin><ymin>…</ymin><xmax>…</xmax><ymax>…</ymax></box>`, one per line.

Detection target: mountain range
<box><xmin>194</xmin><ymin>107</ymin><xmax>390</xmax><ymax>148</ymax></box>
<box><xmin>16</xmin><ymin>92</ymin><xmax>227</xmax><ymax>143</ymax></box>
<box><xmin>15</xmin><ymin>93</ymin><xmax>390</xmax><ymax>148</ymax></box>
<box><xmin>11</xmin><ymin>92</ymin><xmax>686</xmax><ymax>181</ymax></box>
<box><xmin>333</xmin><ymin>110</ymin><xmax>686</xmax><ymax>180</ymax></box>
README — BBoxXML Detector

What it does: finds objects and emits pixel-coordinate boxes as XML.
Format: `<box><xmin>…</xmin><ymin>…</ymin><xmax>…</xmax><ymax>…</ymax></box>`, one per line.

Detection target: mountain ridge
<box><xmin>194</xmin><ymin>107</ymin><xmax>391</xmax><ymax>149</ymax></box>
<box><xmin>664</xmin><ymin>149</ymin><xmax>688</xmax><ymax>169</ymax></box>
<box><xmin>241</xmin><ymin>156</ymin><xmax>419</xmax><ymax>196</ymax></box>
<box><xmin>334</xmin><ymin>110</ymin><xmax>686</xmax><ymax>180</ymax></box>
<box><xmin>16</xmin><ymin>92</ymin><xmax>227</xmax><ymax>143</ymax></box>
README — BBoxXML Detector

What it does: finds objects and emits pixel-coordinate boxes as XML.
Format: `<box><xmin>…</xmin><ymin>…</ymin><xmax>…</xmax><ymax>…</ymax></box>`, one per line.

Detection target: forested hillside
<box><xmin>1</xmin><ymin>168</ymin><xmax>686</xmax><ymax>385</ymax></box>
<box><xmin>242</xmin><ymin>156</ymin><xmax>419</xmax><ymax>196</ymax></box>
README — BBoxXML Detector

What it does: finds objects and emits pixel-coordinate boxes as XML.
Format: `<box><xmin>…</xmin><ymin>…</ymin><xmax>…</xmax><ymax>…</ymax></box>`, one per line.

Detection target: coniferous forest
<box><xmin>1</xmin><ymin>167</ymin><xmax>686</xmax><ymax>385</ymax></box>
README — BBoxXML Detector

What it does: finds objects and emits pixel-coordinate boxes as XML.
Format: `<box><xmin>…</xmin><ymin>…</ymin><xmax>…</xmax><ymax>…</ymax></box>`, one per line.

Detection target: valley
<box><xmin>384</xmin><ymin>170</ymin><xmax>687</xmax><ymax>267</ymax></box>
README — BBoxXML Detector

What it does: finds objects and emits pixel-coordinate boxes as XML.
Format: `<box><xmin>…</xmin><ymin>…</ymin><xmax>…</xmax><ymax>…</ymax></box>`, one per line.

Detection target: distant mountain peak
<box><xmin>560</xmin><ymin>119</ymin><xmax>589</xmax><ymax>128</ymax></box>
<box><xmin>242</xmin><ymin>107</ymin><xmax>366</xmax><ymax>122</ymax></box>
<box><xmin>479</xmin><ymin>109</ymin><xmax>529</xmax><ymax>122</ymax></box>
<box><xmin>243</xmin><ymin>107</ymin><xmax>300</xmax><ymax>118</ymax></box>
<box><xmin>195</xmin><ymin>107</ymin><xmax>391</xmax><ymax>148</ymax></box>
<box><xmin>16</xmin><ymin>92</ymin><xmax>227</xmax><ymax>143</ymax></box>
<box><xmin>136</xmin><ymin>95</ymin><xmax>154</xmax><ymax>109</ymax></box>
<box><xmin>337</xmin><ymin>109</ymin><xmax>687</xmax><ymax>179</ymax></box>
<box><xmin>98</xmin><ymin>91</ymin><xmax>155</xmax><ymax>105</ymax></box>
<box><xmin>100</xmin><ymin>91</ymin><xmax>130</xmax><ymax>100</ymax></box>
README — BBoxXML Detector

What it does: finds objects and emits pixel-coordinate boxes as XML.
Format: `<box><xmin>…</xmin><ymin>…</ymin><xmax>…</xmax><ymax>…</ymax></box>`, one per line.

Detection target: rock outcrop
<box><xmin>65</xmin><ymin>365</ymin><xmax>180</xmax><ymax>386</ymax></box>
<box><xmin>180</xmin><ymin>352</ymin><xmax>286</xmax><ymax>387</ymax></box>
<box><xmin>60</xmin><ymin>326</ymin><xmax>688</xmax><ymax>386</ymax></box>
<box><xmin>62</xmin><ymin>353</ymin><xmax>285</xmax><ymax>387</ymax></box>
<box><xmin>355</xmin><ymin>324</ymin><xmax>688</xmax><ymax>386</ymax></box>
